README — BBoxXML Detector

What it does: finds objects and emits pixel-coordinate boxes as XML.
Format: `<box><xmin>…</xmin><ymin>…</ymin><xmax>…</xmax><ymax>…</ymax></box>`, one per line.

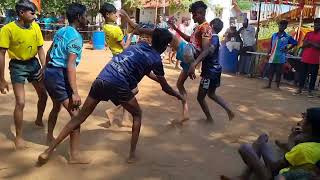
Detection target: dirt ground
<box><xmin>0</xmin><ymin>41</ymin><xmax>319</xmax><ymax>180</ymax></box>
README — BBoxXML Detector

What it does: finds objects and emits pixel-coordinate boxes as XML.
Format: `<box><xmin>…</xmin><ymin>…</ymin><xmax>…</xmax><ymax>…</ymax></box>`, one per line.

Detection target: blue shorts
<box><xmin>44</xmin><ymin>66</ymin><xmax>72</xmax><ymax>102</ymax></box>
<box><xmin>88</xmin><ymin>78</ymin><xmax>134</xmax><ymax>106</ymax></box>
<box><xmin>176</xmin><ymin>41</ymin><xmax>190</xmax><ymax>72</ymax></box>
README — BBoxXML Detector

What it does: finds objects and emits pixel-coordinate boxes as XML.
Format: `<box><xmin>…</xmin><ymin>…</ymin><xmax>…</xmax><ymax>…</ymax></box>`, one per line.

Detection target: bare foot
<box><xmin>105</xmin><ymin>109</ymin><xmax>115</xmax><ymax>122</ymax></box>
<box><xmin>38</xmin><ymin>150</ymin><xmax>51</xmax><ymax>165</ymax></box>
<box><xmin>100</xmin><ymin>121</ymin><xmax>112</xmax><ymax>128</ymax></box>
<box><xmin>14</xmin><ymin>137</ymin><xmax>28</xmax><ymax>150</ymax></box>
<box><xmin>127</xmin><ymin>155</ymin><xmax>138</xmax><ymax>164</ymax></box>
<box><xmin>35</xmin><ymin>120</ymin><xmax>44</xmax><ymax>127</ymax></box>
<box><xmin>68</xmin><ymin>153</ymin><xmax>91</xmax><ymax>164</ymax></box>
<box><xmin>169</xmin><ymin>118</ymin><xmax>189</xmax><ymax>126</ymax></box>
<box><xmin>220</xmin><ymin>175</ymin><xmax>243</xmax><ymax>180</ymax></box>
<box><xmin>262</xmin><ymin>85</ymin><xmax>271</xmax><ymax>89</ymax></box>
<box><xmin>227</xmin><ymin>111</ymin><xmax>235</xmax><ymax>121</ymax></box>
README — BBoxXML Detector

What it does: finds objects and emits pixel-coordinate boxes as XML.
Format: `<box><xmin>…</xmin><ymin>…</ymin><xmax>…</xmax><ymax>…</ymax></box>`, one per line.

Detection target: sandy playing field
<box><xmin>0</xmin><ymin>41</ymin><xmax>319</xmax><ymax>180</ymax></box>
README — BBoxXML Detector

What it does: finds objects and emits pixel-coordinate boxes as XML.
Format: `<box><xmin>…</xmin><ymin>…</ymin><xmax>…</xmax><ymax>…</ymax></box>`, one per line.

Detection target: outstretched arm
<box><xmin>147</xmin><ymin>72</ymin><xmax>184</xmax><ymax>101</ymax></box>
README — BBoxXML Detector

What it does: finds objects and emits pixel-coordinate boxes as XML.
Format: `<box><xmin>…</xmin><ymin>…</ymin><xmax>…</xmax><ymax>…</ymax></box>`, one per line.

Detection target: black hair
<box><xmin>314</xmin><ymin>18</ymin><xmax>320</xmax><ymax>24</ymax></box>
<box><xmin>306</xmin><ymin>107</ymin><xmax>320</xmax><ymax>137</ymax></box>
<box><xmin>151</xmin><ymin>28</ymin><xmax>173</xmax><ymax>54</ymax></box>
<box><xmin>66</xmin><ymin>3</ymin><xmax>86</xmax><ymax>23</ymax></box>
<box><xmin>279</xmin><ymin>20</ymin><xmax>288</xmax><ymax>26</ymax></box>
<box><xmin>15</xmin><ymin>0</ymin><xmax>36</xmax><ymax>16</ymax></box>
<box><xmin>99</xmin><ymin>3</ymin><xmax>116</xmax><ymax>19</ymax></box>
<box><xmin>210</xmin><ymin>18</ymin><xmax>224</xmax><ymax>34</ymax></box>
<box><xmin>189</xmin><ymin>1</ymin><xmax>207</xmax><ymax>13</ymax></box>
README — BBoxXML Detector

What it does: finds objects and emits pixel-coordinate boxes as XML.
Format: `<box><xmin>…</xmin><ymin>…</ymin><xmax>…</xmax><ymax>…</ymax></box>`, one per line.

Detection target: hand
<box><xmin>118</xmin><ymin>9</ymin><xmax>128</xmax><ymax>18</ymax></box>
<box><xmin>71</xmin><ymin>93</ymin><xmax>81</xmax><ymax>110</ymax></box>
<box><xmin>187</xmin><ymin>64</ymin><xmax>196</xmax><ymax>80</ymax></box>
<box><xmin>167</xmin><ymin>18</ymin><xmax>176</xmax><ymax>29</ymax></box>
<box><xmin>0</xmin><ymin>79</ymin><xmax>9</xmax><ymax>94</ymax></box>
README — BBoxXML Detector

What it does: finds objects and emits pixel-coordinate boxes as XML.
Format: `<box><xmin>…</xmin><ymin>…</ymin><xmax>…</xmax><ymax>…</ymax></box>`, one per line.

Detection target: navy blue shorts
<box><xmin>88</xmin><ymin>78</ymin><xmax>134</xmax><ymax>106</ymax></box>
<box><xmin>44</xmin><ymin>66</ymin><xmax>72</xmax><ymax>102</ymax></box>
<box><xmin>199</xmin><ymin>74</ymin><xmax>221</xmax><ymax>91</ymax></box>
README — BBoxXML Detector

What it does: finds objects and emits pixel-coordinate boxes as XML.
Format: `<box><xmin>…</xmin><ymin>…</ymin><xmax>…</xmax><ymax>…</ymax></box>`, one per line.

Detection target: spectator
<box><xmin>157</xmin><ymin>15</ymin><xmax>168</xmax><ymax>29</ymax></box>
<box><xmin>264</xmin><ymin>20</ymin><xmax>297</xmax><ymax>89</ymax></box>
<box><xmin>238</xmin><ymin>18</ymin><xmax>256</xmax><ymax>76</ymax></box>
<box><xmin>294</xmin><ymin>18</ymin><xmax>320</xmax><ymax>98</ymax></box>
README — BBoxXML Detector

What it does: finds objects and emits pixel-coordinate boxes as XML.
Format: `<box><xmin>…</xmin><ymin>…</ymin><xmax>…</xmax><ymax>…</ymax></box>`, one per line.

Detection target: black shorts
<box><xmin>88</xmin><ymin>78</ymin><xmax>134</xmax><ymax>106</ymax></box>
<box><xmin>199</xmin><ymin>75</ymin><xmax>221</xmax><ymax>91</ymax></box>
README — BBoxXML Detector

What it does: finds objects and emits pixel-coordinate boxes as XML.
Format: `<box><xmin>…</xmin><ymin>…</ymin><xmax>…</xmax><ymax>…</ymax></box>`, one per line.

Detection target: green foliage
<box><xmin>0</xmin><ymin>0</ymin><xmax>16</xmax><ymax>10</ymax></box>
<box><xmin>237</xmin><ymin>0</ymin><xmax>251</xmax><ymax>11</ymax></box>
<box><xmin>258</xmin><ymin>21</ymin><xmax>295</xmax><ymax>39</ymax></box>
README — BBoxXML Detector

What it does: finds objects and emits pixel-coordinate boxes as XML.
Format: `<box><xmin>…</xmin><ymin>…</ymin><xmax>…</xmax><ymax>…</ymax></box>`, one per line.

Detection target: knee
<box><xmin>15</xmin><ymin>99</ymin><xmax>25</xmax><ymax>110</ymax></box>
<box><xmin>131</xmin><ymin>108</ymin><xmax>142</xmax><ymax>118</ymax></box>
<box><xmin>238</xmin><ymin>144</ymin><xmax>251</xmax><ymax>155</ymax></box>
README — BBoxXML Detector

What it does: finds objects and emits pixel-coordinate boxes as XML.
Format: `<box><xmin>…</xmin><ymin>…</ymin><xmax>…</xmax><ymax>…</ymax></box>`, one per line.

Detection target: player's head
<box><xmin>189</xmin><ymin>1</ymin><xmax>207</xmax><ymax>23</ymax></box>
<box><xmin>278</xmin><ymin>20</ymin><xmax>288</xmax><ymax>32</ymax></box>
<box><xmin>152</xmin><ymin>28</ymin><xmax>173</xmax><ymax>54</ymax></box>
<box><xmin>314</xmin><ymin>18</ymin><xmax>320</xmax><ymax>32</ymax></box>
<box><xmin>210</xmin><ymin>18</ymin><xmax>223</xmax><ymax>34</ymax></box>
<box><xmin>100</xmin><ymin>3</ymin><xmax>117</xmax><ymax>23</ymax></box>
<box><xmin>15</xmin><ymin>0</ymin><xmax>36</xmax><ymax>24</ymax></box>
<box><xmin>66</xmin><ymin>3</ymin><xmax>87</xmax><ymax>28</ymax></box>
<box><xmin>243</xmin><ymin>18</ymin><xmax>249</xmax><ymax>28</ymax></box>
<box><xmin>301</xmin><ymin>108</ymin><xmax>320</xmax><ymax>138</ymax></box>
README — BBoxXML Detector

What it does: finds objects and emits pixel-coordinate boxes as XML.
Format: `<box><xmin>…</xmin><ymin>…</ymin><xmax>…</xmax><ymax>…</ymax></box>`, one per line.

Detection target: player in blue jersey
<box><xmin>38</xmin><ymin>28</ymin><xmax>184</xmax><ymax>165</ymax></box>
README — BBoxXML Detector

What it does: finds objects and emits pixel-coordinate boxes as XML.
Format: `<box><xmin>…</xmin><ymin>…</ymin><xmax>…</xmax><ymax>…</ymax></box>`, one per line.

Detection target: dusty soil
<box><xmin>0</xmin><ymin>41</ymin><xmax>319</xmax><ymax>180</ymax></box>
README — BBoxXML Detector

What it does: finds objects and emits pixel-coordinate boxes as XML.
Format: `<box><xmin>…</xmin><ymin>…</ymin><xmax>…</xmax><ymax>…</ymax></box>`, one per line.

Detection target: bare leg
<box><xmin>197</xmin><ymin>84</ymin><xmax>213</xmax><ymax>122</ymax></box>
<box><xmin>121</xmin><ymin>97</ymin><xmax>142</xmax><ymax>163</ymax></box>
<box><xmin>61</xmin><ymin>99</ymin><xmax>90</xmax><ymax>164</ymax></box>
<box><xmin>47</xmin><ymin>99</ymin><xmax>62</xmax><ymax>145</ymax></box>
<box><xmin>176</xmin><ymin>71</ymin><xmax>189</xmax><ymax>124</ymax></box>
<box><xmin>38</xmin><ymin>96</ymin><xmax>99</xmax><ymax>165</ymax></box>
<box><xmin>221</xmin><ymin>134</ymin><xmax>270</xmax><ymax>180</ymax></box>
<box><xmin>207</xmin><ymin>88</ymin><xmax>234</xmax><ymax>121</ymax></box>
<box><xmin>12</xmin><ymin>83</ymin><xmax>28</xmax><ymax>150</ymax></box>
<box><xmin>32</xmin><ymin>81</ymin><xmax>48</xmax><ymax>127</ymax></box>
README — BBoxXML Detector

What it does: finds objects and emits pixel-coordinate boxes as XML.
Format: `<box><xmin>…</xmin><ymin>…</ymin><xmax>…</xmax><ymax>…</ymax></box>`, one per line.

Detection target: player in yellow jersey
<box><xmin>0</xmin><ymin>0</ymin><xmax>48</xmax><ymax>149</ymax></box>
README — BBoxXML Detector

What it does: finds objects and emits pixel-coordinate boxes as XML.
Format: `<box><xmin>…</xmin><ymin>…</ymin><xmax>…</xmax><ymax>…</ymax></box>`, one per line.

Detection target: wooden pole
<box><xmin>296</xmin><ymin>7</ymin><xmax>304</xmax><ymax>41</ymax></box>
<box><xmin>256</xmin><ymin>0</ymin><xmax>262</xmax><ymax>45</ymax></box>
<box><xmin>155</xmin><ymin>0</ymin><xmax>159</xmax><ymax>24</ymax></box>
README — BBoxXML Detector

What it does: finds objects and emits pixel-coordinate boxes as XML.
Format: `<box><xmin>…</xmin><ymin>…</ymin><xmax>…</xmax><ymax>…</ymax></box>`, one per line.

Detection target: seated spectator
<box><xmin>221</xmin><ymin>107</ymin><xmax>320</xmax><ymax>180</ymax></box>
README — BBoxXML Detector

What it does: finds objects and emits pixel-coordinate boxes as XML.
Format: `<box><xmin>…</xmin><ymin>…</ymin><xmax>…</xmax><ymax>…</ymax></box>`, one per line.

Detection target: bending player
<box><xmin>38</xmin><ymin>28</ymin><xmax>184</xmax><ymax>165</ymax></box>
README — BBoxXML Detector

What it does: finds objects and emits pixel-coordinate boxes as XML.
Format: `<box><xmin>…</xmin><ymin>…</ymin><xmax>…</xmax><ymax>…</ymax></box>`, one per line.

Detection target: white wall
<box><xmin>207</xmin><ymin>0</ymin><xmax>232</xmax><ymax>34</ymax></box>
<box><xmin>139</xmin><ymin>8</ymin><xmax>156</xmax><ymax>23</ymax></box>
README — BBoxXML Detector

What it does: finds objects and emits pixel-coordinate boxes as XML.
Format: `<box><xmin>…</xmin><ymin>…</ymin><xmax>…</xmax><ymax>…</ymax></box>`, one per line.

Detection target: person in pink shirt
<box><xmin>295</xmin><ymin>18</ymin><xmax>320</xmax><ymax>97</ymax></box>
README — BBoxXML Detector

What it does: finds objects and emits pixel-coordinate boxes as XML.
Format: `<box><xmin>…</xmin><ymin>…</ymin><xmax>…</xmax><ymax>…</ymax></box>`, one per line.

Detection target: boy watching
<box><xmin>44</xmin><ymin>3</ymin><xmax>89</xmax><ymax>164</ymax></box>
<box><xmin>188</xmin><ymin>18</ymin><xmax>234</xmax><ymax>122</ymax></box>
<box><xmin>38</xmin><ymin>28</ymin><xmax>184</xmax><ymax>165</ymax></box>
<box><xmin>0</xmin><ymin>0</ymin><xmax>48</xmax><ymax>149</ymax></box>
<box><xmin>99</xmin><ymin>4</ymin><xmax>133</xmax><ymax>128</ymax></box>
<box><xmin>264</xmin><ymin>20</ymin><xmax>297</xmax><ymax>89</ymax></box>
